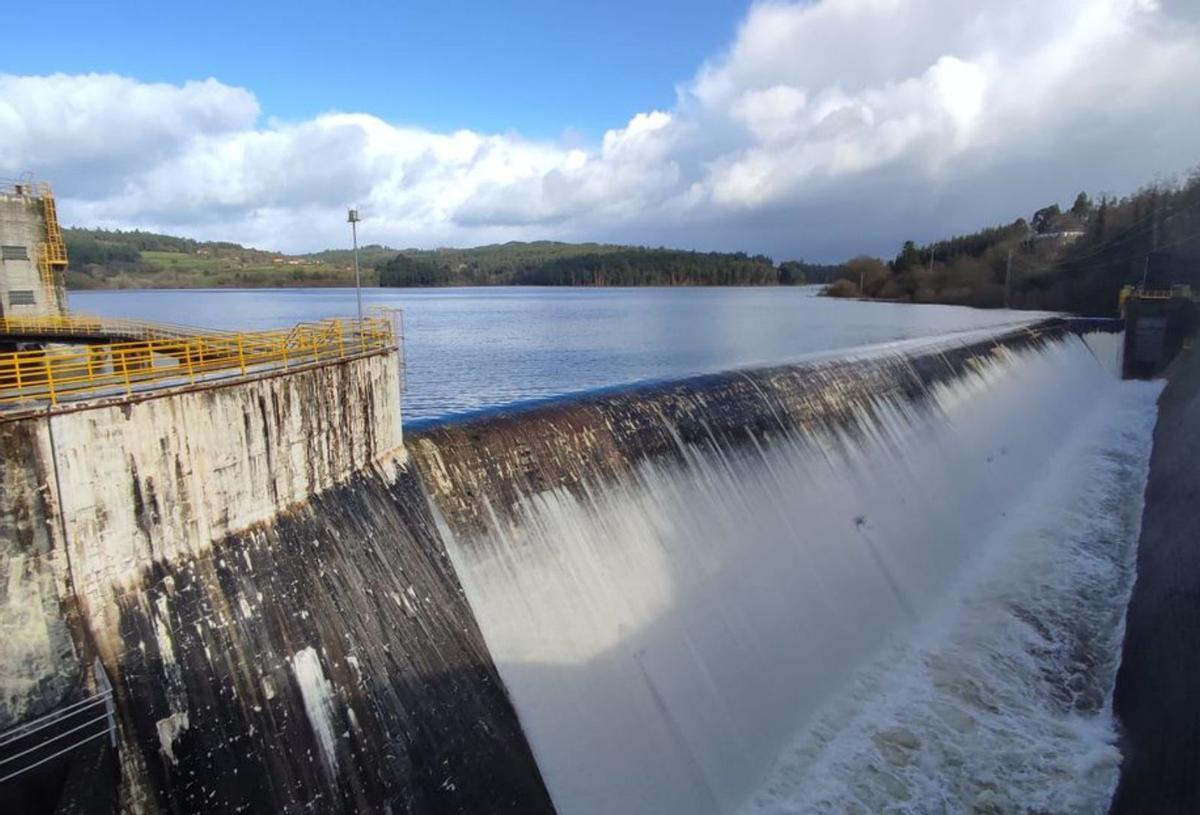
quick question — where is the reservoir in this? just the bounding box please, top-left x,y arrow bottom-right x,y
72,286 -> 1045,421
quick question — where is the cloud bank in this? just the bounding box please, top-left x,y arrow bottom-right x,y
2,0 -> 1198,259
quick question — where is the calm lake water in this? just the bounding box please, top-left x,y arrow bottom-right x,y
70,287 -> 1044,423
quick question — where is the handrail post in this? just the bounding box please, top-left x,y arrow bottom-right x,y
184,340 -> 195,383
94,658 -> 117,748
13,352 -> 23,392
42,353 -> 56,406
337,320 -> 346,358
119,349 -> 131,395
237,336 -> 246,374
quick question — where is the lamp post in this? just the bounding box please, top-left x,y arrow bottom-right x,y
348,208 -> 363,328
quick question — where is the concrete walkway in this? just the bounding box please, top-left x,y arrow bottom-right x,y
1111,345 -> 1200,814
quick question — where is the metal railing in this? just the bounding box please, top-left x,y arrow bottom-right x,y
0,316 -> 396,407
0,313 -> 223,342
0,659 -> 116,786
1119,284 -> 1197,309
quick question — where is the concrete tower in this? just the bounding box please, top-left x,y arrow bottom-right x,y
0,181 -> 68,319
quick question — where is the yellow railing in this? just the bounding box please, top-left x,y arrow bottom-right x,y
1119,284 -> 1196,310
0,316 -> 395,407
0,313 -> 223,342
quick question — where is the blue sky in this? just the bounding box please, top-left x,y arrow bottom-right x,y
7,0 -> 744,139
2,1 -> 1198,257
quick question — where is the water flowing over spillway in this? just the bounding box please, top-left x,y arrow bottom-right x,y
408,324 -> 1160,815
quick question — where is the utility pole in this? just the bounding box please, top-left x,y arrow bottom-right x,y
1004,250 -> 1013,309
348,208 -> 363,344
1148,197 -> 1159,289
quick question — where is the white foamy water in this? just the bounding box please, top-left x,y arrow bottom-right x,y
437,331 -> 1158,815
744,356 -> 1161,814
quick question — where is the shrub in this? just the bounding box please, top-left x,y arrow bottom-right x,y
826,278 -> 860,298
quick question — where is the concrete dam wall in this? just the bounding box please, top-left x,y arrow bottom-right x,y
0,350 -> 553,813
407,320 -> 1158,814
2,319 -> 1160,813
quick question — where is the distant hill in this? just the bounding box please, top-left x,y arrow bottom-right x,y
61,231 -> 822,290
378,241 -> 801,287
63,228 -> 398,289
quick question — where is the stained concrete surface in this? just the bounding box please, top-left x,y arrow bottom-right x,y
1111,345 -> 1200,814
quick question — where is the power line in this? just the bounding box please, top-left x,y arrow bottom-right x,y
1050,196 -> 1200,267
1011,227 -> 1200,278
1011,201 -> 1200,272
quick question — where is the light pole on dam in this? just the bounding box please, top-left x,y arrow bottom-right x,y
348,206 -> 363,347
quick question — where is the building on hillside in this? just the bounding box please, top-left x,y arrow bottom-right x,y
1031,229 -> 1086,245
0,181 -> 68,319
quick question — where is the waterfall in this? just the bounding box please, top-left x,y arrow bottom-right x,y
407,324 -> 1159,814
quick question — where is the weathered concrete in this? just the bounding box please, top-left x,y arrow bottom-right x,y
2,347 -> 555,812
0,190 -> 59,318
1111,345 -> 1200,814
108,456 -> 553,813
49,349 -> 402,607
0,417 -> 78,728
1,350 -> 402,718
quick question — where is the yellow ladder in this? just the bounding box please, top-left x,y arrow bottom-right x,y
35,184 -> 68,311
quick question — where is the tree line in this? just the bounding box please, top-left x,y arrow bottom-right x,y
379,244 -> 799,287
826,171 -> 1200,316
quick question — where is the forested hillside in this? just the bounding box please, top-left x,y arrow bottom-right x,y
827,172 -> 1200,316
377,243 -> 784,287
63,228 -> 394,288
62,232 -> 809,290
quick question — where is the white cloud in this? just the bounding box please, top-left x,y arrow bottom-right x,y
2,0 -> 1198,258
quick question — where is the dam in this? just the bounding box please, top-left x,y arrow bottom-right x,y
0,183 -> 1188,812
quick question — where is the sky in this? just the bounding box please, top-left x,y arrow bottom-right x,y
2,0 -> 1199,260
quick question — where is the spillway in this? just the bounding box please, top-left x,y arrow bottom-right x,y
408,321 -> 1159,814
1,318 -> 1160,813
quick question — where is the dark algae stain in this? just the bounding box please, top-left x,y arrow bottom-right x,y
110,463 -> 555,814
